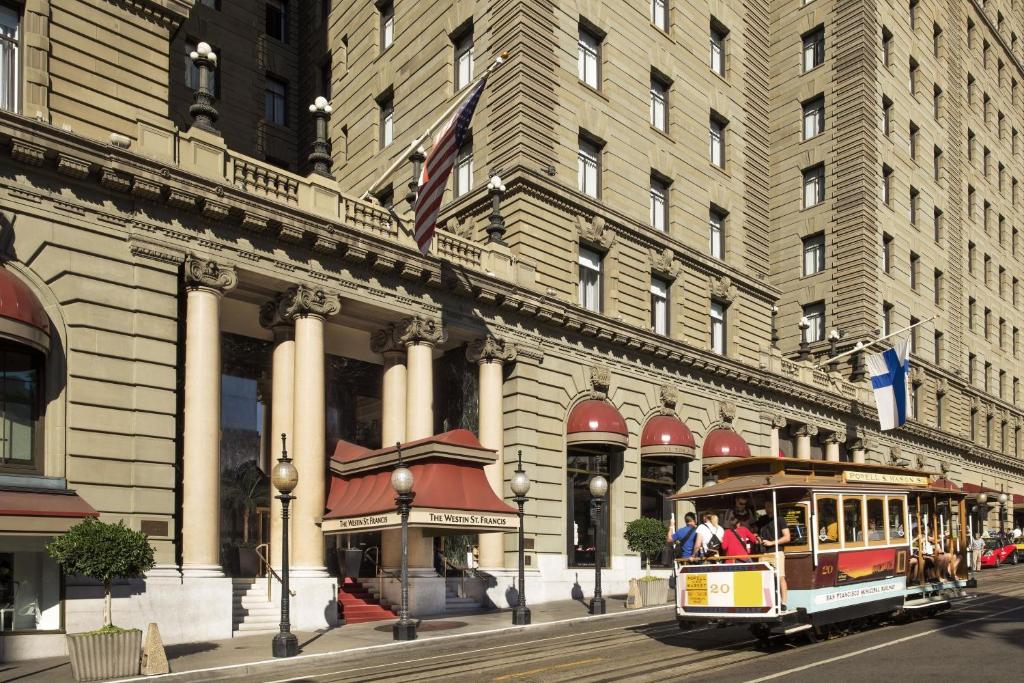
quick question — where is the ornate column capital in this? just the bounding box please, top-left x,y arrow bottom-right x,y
279,285 -> 341,321
760,412 -> 788,430
259,292 -> 294,338
184,255 -> 237,294
823,429 -> 847,445
791,423 -> 818,438
395,315 -> 446,347
370,325 -> 405,356
466,335 -> 517,364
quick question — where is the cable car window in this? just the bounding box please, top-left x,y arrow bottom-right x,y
867,498 -> 886,544
887,498 -> 906,542
779,503 -> 809,551
816,496 -> 839,547
843,496 -> 865,546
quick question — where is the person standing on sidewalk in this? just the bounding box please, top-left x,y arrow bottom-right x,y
971,533 -> 985,572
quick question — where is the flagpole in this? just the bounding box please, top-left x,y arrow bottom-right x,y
360,52 -> 510,200
812,314 -> 939,369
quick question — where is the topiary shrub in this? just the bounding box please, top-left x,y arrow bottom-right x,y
624,517 -> 669,577
46,519 -> 155,632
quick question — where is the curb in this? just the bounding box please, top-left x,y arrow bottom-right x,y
108,604 -> 675,683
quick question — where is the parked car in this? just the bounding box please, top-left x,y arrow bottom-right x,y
980,537 -> 1019,567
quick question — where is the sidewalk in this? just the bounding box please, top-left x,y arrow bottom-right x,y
1,595 -> 673,683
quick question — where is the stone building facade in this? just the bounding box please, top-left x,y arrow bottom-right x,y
0,0 -> 1022,661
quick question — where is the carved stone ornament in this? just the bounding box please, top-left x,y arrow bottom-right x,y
258,292 -> 293,332
370,325 -> 404,355
588,365 -> 611,400
183,255 -> 237,293
651,247 -> 682,278
935,377 -> 947,395
970,396 -> 983,413
658,384 -> 678,415
760,412 -> 788,430
718,400 -> 736,425
710,275 -> 738,303
888,444 -> 903,466
466,335 -> 517,364
908,366 -> 926,386
790,423 -> 818,437
394,315 -> 447,347
824,429 -> 847,444
999,409 -> 1009,425
278,285 -> 341,321
446,217 -> 474,239
939,460 -> 951,475
915,451 -> 928,470
576,214 -> 615,250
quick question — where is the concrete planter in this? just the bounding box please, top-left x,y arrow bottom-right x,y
630,577 -> 670,608
66,629 -> 142,682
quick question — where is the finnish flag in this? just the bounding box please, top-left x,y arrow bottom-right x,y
866,339 -> 911,431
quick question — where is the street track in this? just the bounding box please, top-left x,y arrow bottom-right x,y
238,565 -> 1024,683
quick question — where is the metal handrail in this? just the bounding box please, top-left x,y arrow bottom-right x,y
255,543 -> 296,601
441,556 -> 469,597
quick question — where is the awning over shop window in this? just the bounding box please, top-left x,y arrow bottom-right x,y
640,415 -> 695,459
322,429 -> 519,534
566,399 -> 628,448
929,477 -> 960,491
701,427 -> 751,465
0,488 -> 98,534
0,266 -> 50,353
961,483 -> 1000,494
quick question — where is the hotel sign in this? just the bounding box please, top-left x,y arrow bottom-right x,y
843,471 -> 929,487
322,507 -> 520,534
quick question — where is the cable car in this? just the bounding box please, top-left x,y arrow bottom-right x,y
670,457 -> 973,644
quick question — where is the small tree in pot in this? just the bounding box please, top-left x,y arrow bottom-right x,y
624,517 -> 671,607
47,519 -> 155,682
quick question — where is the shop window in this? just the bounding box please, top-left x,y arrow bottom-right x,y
816,496 -> 839,547
567,450 -> 614,568
640,459 -> 683,566
843,496 -> 865,547
0,538 -> 61,631
866,498 -> 885,544
0,343 -> 43,474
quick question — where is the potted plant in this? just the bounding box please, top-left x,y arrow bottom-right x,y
624,517 -> 671,608
46,519 -> 155,682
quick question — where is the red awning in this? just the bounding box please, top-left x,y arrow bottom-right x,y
930,477 -> 960,491
640,415 -> 696,459
0,488 -> 99,534
566,399 -> 628,448
0,266 -> 50,353
961,483 -> 1000,494
701,428 -> 751,464
1013,494 -> 1024,505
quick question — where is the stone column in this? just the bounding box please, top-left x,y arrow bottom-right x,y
280,285 -> 340,576
850,438 -> 867,464
824,430 -> 846,462
373,325 -> 408,573
792,424 -> 818,461
468,335 -> 517,570
181,256 -> 237,577
261,296 -> 295,571
762,413 -> 787,457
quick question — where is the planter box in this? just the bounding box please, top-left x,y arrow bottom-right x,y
629,577 -> 670,608
67,629 -> 143,682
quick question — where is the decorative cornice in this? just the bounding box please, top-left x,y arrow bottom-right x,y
278,285 -> 341,321
466,335 -> 517,364
103,0 -> 193,28
183,255 -> 237,293
394,315 -> 446,347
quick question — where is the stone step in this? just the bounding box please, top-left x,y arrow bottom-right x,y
235,622 -> 280,633
238,596 -> 277,608
233,605 -> 279,617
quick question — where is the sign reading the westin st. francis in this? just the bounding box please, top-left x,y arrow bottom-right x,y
324,508 -> 519,532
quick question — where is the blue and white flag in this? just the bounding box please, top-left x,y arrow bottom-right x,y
866,339 -> 911,431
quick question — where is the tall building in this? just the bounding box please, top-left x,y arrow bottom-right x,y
0,0 -> 1020,660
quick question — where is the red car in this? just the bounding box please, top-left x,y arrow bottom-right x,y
980,537 -> 1019,567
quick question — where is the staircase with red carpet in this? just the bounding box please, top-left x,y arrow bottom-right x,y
338,578 -> 397,624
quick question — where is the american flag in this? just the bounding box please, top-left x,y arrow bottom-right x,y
414,78 -> 488,255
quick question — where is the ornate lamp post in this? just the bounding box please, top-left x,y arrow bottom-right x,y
998,490 -> 1008,534
307,97 -> 333,177
976,492 -> 989,537
797,317 -> 812,361
188,42 -> 219,133
485,173 -> 507,244
589,474 -> 608,615
391,447 -> 417,641
827,329 -> 842,372
770,304 -> 779,349
850,341 -> 867,382
405,148 -> 426,210
510,450 -> 531,625
271,434 -> 299,658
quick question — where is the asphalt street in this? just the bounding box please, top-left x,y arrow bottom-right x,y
214,565 -> 1024,683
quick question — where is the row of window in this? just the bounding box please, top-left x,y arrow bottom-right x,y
577,245 -> 730,354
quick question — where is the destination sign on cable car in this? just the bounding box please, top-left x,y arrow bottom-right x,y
842,471 -> 929,486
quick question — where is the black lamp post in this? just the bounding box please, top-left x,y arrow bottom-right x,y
589,474 -> 608,615
392,445 -> 417,641
188,42 -> 219,133
797,317 -> 812,362
850,341 -> 867,382
770,305 -> 779,349
308,97 -> 333,177
976,492 -> 989,537
998,490 -> 1008,534
271,434 -> 299,658
510,450 -> 531,625
827,329 -> 841,372
405,149 -> 426,210
485,173 -> 507,244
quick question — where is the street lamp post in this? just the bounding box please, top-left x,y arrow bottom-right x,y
589,475 -> 608,615
998,490 -> 1008,534
187,42 -> 219,133
271,434 -> 299,658
485,173 -> 507,244
510,450 -> 531,625
798,317 -> 811,362
391,446 -> 417,641
976,492 -> 989,537
827,329 -> 842,372
307,97 -> 333,177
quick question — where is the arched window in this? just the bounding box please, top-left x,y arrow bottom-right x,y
0,341 -> 43,473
